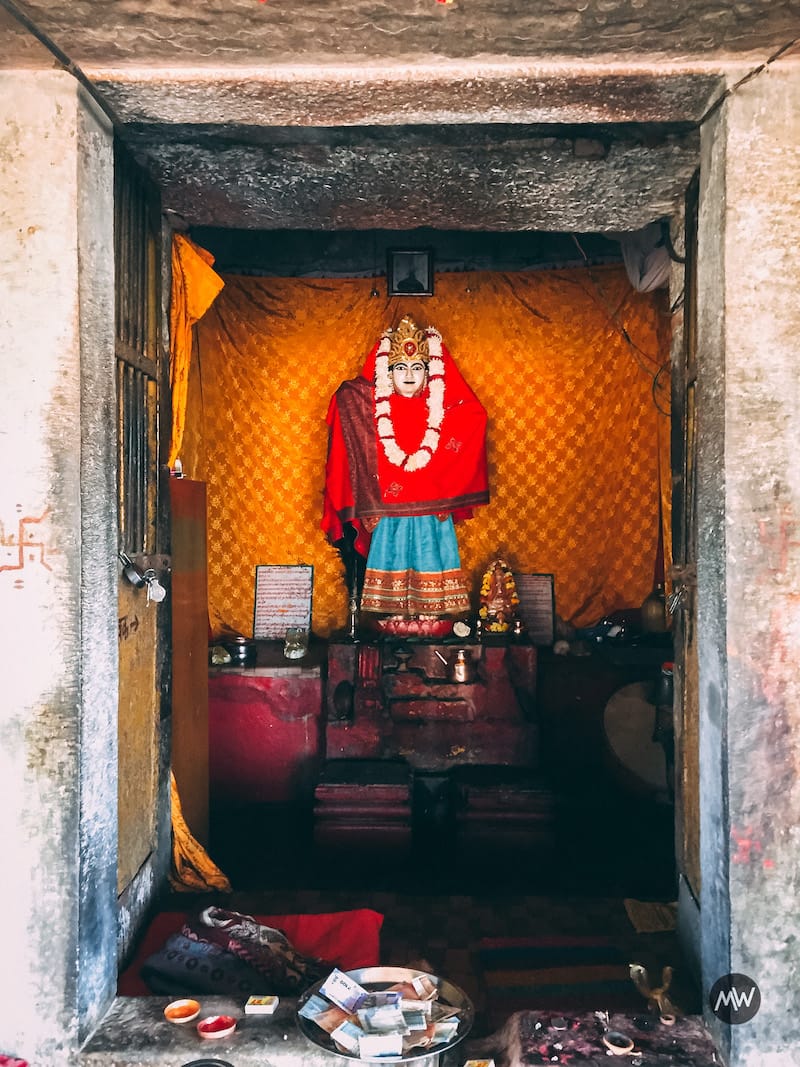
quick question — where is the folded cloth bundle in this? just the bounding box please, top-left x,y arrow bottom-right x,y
142,907 -> 331,996
141,932 -> 265,996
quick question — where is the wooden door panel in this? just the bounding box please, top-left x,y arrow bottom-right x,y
170,478 -> 209,846
117,581 -> 159,891
115,143 -> 167,896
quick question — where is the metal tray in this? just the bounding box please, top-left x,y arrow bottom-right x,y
295,966 -> 474,1064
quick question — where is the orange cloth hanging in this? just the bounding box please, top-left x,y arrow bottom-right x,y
168,234 -> 225,468
169,771 -> 232,893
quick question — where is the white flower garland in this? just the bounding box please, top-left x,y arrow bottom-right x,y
375,327 -> 445,471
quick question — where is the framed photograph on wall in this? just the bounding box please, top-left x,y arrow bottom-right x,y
387,248 -> 434,297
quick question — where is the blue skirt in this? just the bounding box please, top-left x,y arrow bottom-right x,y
361,515 -> 470,616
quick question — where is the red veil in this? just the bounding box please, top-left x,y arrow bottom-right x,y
322,331 -> 489,556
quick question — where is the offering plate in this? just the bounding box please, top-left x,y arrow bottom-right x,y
296,966 -> 474,1066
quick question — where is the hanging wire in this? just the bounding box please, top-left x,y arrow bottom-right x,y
669,289 -> 685,315
661,219 -> 686,264
499,272 -> 552,322
699,36 -> 800,126
571,233 -> 671,410
652,361 -> 672,417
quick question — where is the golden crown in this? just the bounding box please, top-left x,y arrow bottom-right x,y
387,316 -> 430,367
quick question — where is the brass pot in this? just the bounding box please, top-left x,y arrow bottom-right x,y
640,584 -> 668,633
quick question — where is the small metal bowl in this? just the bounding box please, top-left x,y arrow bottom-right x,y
223,636 -> 257,667
603,1031 -> 635,1055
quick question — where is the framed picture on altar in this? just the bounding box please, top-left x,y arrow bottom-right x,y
387,248 -> 434,297
513,572 -> 556,646
253,564 -> 314,640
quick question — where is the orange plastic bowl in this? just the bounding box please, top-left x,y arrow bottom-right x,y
163,998 -> 201,1024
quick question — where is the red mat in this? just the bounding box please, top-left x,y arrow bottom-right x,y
118,909 -> 383,996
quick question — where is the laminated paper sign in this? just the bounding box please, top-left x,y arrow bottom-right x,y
513,572 -> 555,646
253,564 -> 313,639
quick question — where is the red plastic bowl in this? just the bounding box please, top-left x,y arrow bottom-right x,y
197,1015 -> 237,1039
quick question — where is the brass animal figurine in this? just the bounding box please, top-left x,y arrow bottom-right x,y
629,962 -> 680,1021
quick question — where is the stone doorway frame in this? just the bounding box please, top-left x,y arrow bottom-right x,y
6,60 -> 800,1067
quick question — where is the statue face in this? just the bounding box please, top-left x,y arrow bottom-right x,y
391,360 -> 427,398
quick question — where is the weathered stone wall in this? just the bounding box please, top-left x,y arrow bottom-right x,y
75,87 -> 123,1045
102,70 -> 721,127
697,64 -> 800,1064
8,0 -> 799,68
0,71 -> 118,1063
696,92 -> 732,1062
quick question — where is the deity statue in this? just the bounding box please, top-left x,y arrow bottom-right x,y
479,558 -> 520,632
486,561 -> 510,618
322,316 -> 488,632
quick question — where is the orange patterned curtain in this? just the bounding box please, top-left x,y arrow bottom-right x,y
181,266 -> 670,637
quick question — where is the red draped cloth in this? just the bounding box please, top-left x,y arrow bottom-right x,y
322,337 -> 489,557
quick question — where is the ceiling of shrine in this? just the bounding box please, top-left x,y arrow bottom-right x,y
2,0 -> 798,233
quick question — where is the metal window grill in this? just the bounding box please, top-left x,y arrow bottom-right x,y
115,144 -> 160,557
